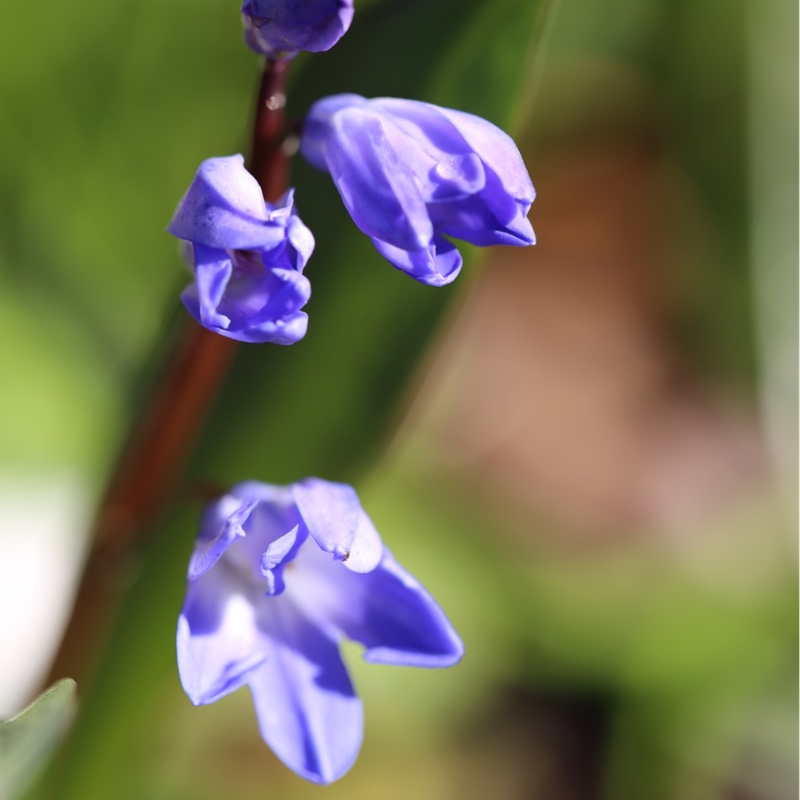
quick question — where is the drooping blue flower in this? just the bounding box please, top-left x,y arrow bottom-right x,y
168,154 -> 314,344
300,94 -> 536,287
177,478 -> 463,784
242,0 -> 354,60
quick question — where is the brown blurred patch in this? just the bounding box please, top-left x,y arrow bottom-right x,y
417,145 -> 765,541
453,687 -> 612,800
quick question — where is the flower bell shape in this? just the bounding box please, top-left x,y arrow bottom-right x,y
300,94 -> 536,287
168,155 -> 314,344
242,0 -> 354,60
177,478 -> 463,784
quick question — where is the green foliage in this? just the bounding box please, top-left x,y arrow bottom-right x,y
1,680 -> 76,800
0,0 -> 254,473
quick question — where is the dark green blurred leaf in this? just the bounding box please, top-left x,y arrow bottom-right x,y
1,679 -> 76,800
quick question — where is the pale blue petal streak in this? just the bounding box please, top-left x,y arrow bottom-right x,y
248,597 -> 362,784
178,567 -> 266,705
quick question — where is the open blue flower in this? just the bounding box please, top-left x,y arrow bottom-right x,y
168,154 -> 314,344
242,0 -> 354,59
177,478 -> 463,784
301,94 -> 536,287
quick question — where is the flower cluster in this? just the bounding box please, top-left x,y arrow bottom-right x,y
169,103 -> 533,337
169,2 -> 536,785
178,479 -> 463,784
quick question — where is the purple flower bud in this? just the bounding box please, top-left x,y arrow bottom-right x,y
177,478 -> 463,784
301,94 -> 536,287
242,0 -> 354,60
168,155 -> 314,344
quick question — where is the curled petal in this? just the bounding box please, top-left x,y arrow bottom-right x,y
192,245 -> 233,330
260,525 -> 307,595
249,597 -> 362,784
292,479 -> 382,573
181,259 -> 311,345
371,234 -> 462,287
188,497 -> 258,580
286,215 -> 315,273
168,155 -> 286,251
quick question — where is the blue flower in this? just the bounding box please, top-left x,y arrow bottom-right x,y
242,0 -> 354,60
168,155 -> 314,344
301,94 -> 536,287
177,478 -> 463,784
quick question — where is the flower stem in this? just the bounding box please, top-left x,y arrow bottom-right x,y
45,57 -> 292,689
249,57 -> 291,202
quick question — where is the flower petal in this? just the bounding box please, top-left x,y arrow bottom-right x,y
248,597 -> 362,784
253,268 -> 312,324
177,568 -> 266,705
188,496 -> 258,581
239,310 -> 309,346
324,108 -> 433,251
292,479 -> 382,572
301,547 -> 464,668
183,256 -> 311,345
371,234 -> 462,287
369,99 -> 487,202
428,181 -> 535,247
168,155 -> 287,251
432,106 -> 535,205
192,244 -> 233,330
286,214 -> 315,273
260,524 -> 307,595
301,94 -> 370,171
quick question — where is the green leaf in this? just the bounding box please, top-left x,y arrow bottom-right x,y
0,679 -> 77,800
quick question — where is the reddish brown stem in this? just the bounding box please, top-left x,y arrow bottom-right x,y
249,58 -> 291,202
45,58 -> 292,688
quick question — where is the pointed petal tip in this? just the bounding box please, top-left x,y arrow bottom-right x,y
362,642 -> 464,669
292,479 -> 382,573
289,750 -> 360,785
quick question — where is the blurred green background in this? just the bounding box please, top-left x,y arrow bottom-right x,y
0,0 -> 796,798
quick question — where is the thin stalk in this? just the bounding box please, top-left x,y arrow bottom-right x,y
45,57 -> 292,689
